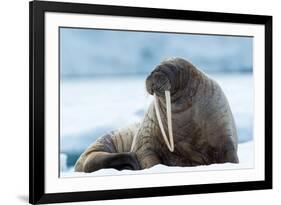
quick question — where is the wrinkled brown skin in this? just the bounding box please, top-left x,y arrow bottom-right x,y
75,58 -> 239,173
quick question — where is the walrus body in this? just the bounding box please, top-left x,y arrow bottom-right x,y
75,58 -> 239,172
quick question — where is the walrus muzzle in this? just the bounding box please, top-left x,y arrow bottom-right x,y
146,70 -> 172,96
146,61 -> 183,99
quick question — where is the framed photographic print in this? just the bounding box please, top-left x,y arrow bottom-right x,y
29,0 -> 272,204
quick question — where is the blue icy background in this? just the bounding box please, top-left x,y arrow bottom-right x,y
60,28 -> 253,171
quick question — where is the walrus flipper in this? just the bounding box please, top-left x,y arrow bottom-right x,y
75,123 -> 141,173
82,151 -> 140,173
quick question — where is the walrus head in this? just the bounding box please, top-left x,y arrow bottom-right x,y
146,58 -> 193,99
145,58 -> 198,152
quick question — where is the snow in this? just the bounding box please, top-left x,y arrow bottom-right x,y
61,140 -> 253,177
60,76 -> 153,154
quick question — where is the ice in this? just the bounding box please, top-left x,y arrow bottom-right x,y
61,140 -> 254,177
60,76 -> 150,138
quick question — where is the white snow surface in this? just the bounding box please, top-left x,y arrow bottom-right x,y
61,140 -> 253,177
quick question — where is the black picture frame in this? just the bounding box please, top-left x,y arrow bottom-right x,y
29,0 -> 272,204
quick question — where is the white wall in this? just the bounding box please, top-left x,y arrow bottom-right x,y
0,0 -> 279,204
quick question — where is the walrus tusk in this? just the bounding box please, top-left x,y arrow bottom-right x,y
154,90 -> 174,152
165,90 -> 174,151
130,90 -> 174,152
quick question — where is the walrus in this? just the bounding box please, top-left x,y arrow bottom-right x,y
74,57 -> 239,173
